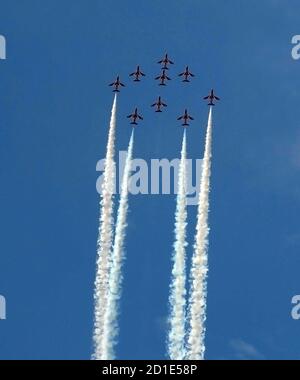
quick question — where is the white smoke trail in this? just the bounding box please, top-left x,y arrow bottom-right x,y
93,95 -> 117,360
186,107 -> 213,360
101,129 -> 134,360
167,130 -> 188,360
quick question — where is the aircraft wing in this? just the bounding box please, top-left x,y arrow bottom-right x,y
214,96 -> 220,100
203,95 -> 209,99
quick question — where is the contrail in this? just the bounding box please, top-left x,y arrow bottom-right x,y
101,129 -> 134,360
92,95 -> 117,360
167,130 -> 188,360
186,106 -> 213,360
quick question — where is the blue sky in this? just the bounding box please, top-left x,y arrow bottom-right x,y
0,0 -> 300,359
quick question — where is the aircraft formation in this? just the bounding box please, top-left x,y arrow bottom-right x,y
108,53 -> 220,127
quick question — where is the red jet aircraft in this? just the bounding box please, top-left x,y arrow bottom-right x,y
158,53 -> 174,70
127,108 -> 143,125
151,96 -> 167,112
203,89 -> 220,105
178,66 -> 195,82
177,109 -> 194,127
155,70 -> 171,86
109,76 -> 125,92
129,65 -> 146,82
